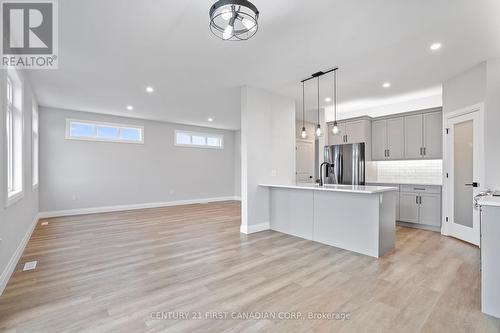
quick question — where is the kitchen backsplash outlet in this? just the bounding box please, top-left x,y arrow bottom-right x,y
366,160 -> 443,184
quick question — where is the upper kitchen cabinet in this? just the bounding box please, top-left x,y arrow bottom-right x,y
423,112 -> 443,159
404,110 -> 443,159
328,117 -> 372,160
404,114 -> 424,159
371,117 -> 404,160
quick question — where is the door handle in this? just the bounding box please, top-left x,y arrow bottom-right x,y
465,182 -> 479,187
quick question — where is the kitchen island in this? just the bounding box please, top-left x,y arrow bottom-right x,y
260,183 -> 398,258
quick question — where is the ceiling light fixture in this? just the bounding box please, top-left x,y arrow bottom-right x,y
331,69 -> 340,135
430,42 -> 442,51
300,81 -> 307,139
208,118 -> 214,122
325,97 -> 332,103
383,82 -> 391,88
146,86 -> 154,93
126,105 -> 134,111
209,0 -> 259,41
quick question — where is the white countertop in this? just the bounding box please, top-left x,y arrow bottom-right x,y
260,183 -> 398,194
479,196 -> 500,207
366,180 -> 443,186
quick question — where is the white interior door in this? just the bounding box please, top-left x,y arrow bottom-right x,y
296,140 -> 315,183
446,109 -> 483,246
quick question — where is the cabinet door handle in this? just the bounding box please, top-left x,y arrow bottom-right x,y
419,196 -> 422,205
416,195 -> 419,204
387,149 -> 390,158
420,147 -> 423,156
423,147 -> 426,156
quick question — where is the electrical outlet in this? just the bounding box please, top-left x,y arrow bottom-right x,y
271,169 -> 277,177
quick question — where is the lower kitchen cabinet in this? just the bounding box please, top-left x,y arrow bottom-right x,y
419,193 -> 441,226
399,186 -> 441,227
399,192 -> 420,223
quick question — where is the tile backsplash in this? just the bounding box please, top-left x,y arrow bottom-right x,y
366,160 -> 443,184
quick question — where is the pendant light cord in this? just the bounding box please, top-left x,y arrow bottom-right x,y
302,82 -> 305,128
334,70 -> 337,122
317,76 -> 320,125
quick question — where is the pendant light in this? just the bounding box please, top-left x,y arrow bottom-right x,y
315,76 -> 323,137
300,81 -> 308,139
331,69 -> 340,135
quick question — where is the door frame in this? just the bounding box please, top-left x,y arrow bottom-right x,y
441,103 -> 485,246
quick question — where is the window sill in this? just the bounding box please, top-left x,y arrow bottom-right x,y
6,190 -> 24,208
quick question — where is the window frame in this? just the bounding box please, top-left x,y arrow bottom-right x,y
5,70 -> 25,207
32,101 -> 39,190
174,130 -> 224,149
65,119 -> 144,144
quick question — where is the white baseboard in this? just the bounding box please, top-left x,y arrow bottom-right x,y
38,196 -> 240,219
0,214 -> 39,295
240,222 -> 270,234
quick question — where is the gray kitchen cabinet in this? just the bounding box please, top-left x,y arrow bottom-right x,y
371,118 -> 404,160
399,185 -> 442,226
399,192 -> 420,223
328,118 -> 372,160
423,112 -> 443,159
404,114 -> 423,159
404,111 -> 443,159
419,193 -> 441,226
371,120 -> 387,160
345,120 -> 367,144
387,117 -> 405,159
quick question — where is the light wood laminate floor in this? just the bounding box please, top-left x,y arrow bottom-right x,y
1,201 -> 499,333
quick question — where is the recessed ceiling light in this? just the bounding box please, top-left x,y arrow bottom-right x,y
208,118 -> 214,122
146,86 -> 154,93
430,42 -> 442,51
126,105 -> 134,110
324,97 -> 332,103
383,82 -> 391,88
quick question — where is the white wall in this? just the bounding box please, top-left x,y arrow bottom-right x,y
240,86 -> 296,233
39,107 -> 238,214
233,131 -> 241,199
0,69 -> 39,294
443,62 -> 487,114
442,60 -> 500,190
485,59 -> 500,190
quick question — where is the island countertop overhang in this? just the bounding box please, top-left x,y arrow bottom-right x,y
260,183 -> 398,194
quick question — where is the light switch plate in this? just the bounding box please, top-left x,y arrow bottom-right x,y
23,261 -> 37,271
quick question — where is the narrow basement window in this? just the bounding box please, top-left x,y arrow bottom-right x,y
66,119 -> 144,144
175,131 -> 224,149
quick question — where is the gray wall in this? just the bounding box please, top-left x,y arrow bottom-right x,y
39,107 -> 238,212
0,69 -> 39,292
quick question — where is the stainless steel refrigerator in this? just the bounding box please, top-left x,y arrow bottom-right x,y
324,143 -> 365,185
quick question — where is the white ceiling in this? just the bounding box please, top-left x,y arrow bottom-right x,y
28,0 -> 500,130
